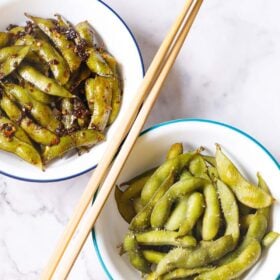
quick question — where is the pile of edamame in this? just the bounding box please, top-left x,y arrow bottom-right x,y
115,143 -> 279,279
0,14 -> 121,169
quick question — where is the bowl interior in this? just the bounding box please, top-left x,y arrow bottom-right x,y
0,0 -> 144,182
94,119 -> 280,280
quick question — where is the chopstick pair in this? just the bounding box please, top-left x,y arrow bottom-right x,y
41,0 -> 204,278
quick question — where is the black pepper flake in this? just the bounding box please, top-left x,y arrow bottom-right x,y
0,123 -> 16,138
50,59 -> 59,65
25,21 -> 35,34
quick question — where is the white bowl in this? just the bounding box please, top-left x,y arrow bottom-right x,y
0,0 -> 144,182
93,118 -> 280,280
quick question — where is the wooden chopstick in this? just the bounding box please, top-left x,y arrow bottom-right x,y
55,0 -> 204,278
41,1 -> 197,279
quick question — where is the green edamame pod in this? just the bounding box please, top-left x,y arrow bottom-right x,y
18,65 -> 74,98
142,250 -> 166,264
164,195 -> 190,231
0,114 -> 32,145
115,186 -> 136,223
0,32 -> 11,48
0,94 -> 59,145
166,143 -> 183,160
129,171 -> 174,231
85,77 -> 112,131
0,132 -> 42,169
151,177 -> 207,228
20,80 -> 54,104
215,144 -> 273,208
141,151 -> 197,206
26,14 -> 81,72
262,231 -> 279,248
3,83 -> 62,133
195,239 -> 261,280
15,34 -> 70,85
42,129 -> 104,162
189,155 -> 208,177
123,232 -> 151,273
121,168 -> 156,202
75,21 -> 97,47
202,183 -> 220,241
257,172 -> 272,219
135,230 -> 197,248
177,192 -> 205,237
86,48 -> 113,76
162,267 -> 215,280
0,46 -> 30,79
216,180 -> 239,244
156,235 -> 235,276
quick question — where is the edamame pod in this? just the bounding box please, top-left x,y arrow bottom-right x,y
129,171 -> 175,231
202,183 -> 220,241
115,186 -> 136,223
86,48 -> 113,76
75,21 -> 97,47
195,239 -> 261,280
142,250 -> 166,264
151,177 -> 207,228
0,32 -> 11,48
0,94 -> 59,145
189,155 -> 208,177
156,235 -> 235,276
4,83 -> 62,133
216,180 -> 239,244
141,151 -> 197,206
262,231 -> 279,248
166,143 -> 183,160
257,172 -> 272,219
177,192 -> 205,237
164,195 -> 190,231
215,145 -> 273,208
0,132 -> 42,169
123,232 -> 151,273
15,34 -> 70,85
26,15 -> 81,72
0,46 -> 30,79
42,129 -> 104,163
135,230 -> 197,248
0,114 -> 31,145
85,77 -> 112,131
18,65 -> 74,98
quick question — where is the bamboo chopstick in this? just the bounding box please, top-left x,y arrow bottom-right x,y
41,0 -> 202,279
54,0 -> 203,278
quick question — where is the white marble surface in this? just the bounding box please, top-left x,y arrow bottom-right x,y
0,0 -> 280,279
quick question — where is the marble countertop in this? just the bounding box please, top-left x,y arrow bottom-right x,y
1,0 -> 279,279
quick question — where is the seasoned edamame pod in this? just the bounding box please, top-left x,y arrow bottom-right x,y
0,114 -> 32,145
0,132 -> 42,169
0,32 -> 11,48
129,171 -> 175,231
42,129 -> 104,163
18,65 -> 74,98
85,77 -> 112,131
216,180 -> 239,244
26,14 -> 81,72
177,192 -> 205,237
262,231 -> 279,247
0,46 -> 30,79
75,21 -> 98,47
135,230 -> 197,248
3,83 -> 62,133
141,151 -> 197,205
20,80 -> 54,104
156,235 -> 235,276
151,177 -> 208,228
166,143 -> 183,160
123,232 -> 151,273
0,94 -> 59,145
86,48 -> 113,76
215,144 -> 273,208
115,186 -> 135,223
195,239 -> 261,280
142,250 -> 166,264
15,34 -> 70,85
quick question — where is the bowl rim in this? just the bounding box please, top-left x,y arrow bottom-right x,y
92,117 -> 280,280
0,0 -> 145,183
